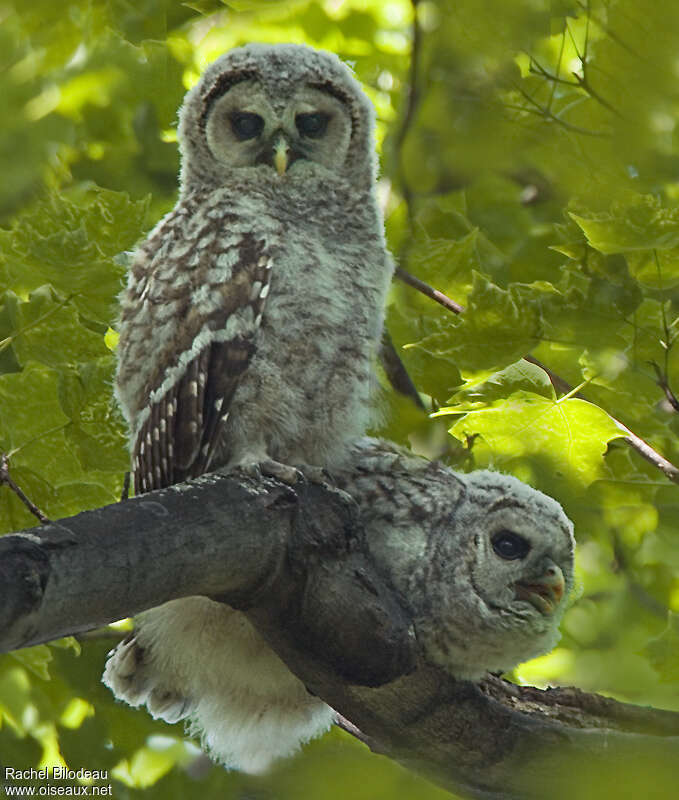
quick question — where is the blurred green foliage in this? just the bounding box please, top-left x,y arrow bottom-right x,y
0,0 -> 678,797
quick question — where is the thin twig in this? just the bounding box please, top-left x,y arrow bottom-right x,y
394,273 -> 679,485
575,0 -> 644,62
528,54 -> 622,118
566,9 -> 624,119
334,712 -> 372,747
510,82 -> 611,137
614,423 -> 679,483
395,267 -> 465,314
650,362 -> 679,413
380,329 -> 426,409
0,453 -> 51,523
393,0 -> 423,224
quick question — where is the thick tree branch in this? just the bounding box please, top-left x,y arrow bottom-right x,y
1,470 -> 678,799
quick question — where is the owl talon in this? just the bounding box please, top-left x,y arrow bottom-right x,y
109,634 -> 145,678
259,459 -> 302,485
300,464 -> 333,486
148,687 -> 193,723
228,459 -> 302,486
103,636 -> 152,704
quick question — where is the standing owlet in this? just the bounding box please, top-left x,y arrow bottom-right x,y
103,43 -> 393,772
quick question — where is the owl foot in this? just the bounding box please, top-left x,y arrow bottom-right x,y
232,459 -> 302,486
103,634 -> 193,724
103,634 -> 149,703
299,464 -> 333,486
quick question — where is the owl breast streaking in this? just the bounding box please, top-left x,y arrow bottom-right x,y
105,43 -> 393,773
114,42 -> 394,493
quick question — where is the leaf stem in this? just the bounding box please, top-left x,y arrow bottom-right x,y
0,453 -> 50,524
0,292 -> 75,353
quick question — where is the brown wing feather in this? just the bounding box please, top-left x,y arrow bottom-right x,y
132,242 -> 274,493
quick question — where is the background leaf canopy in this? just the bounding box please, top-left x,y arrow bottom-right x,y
1,1 -> 678,797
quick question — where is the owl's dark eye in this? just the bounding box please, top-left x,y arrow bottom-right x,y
295,112 -> 330,138
491,530 -> 531,560
229,112 -> 264,140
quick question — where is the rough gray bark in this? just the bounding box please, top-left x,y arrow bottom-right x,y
1,468 -> 678,800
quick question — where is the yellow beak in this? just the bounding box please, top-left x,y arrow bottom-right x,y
273,137 -> 289,175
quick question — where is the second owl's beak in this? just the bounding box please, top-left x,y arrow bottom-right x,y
514,563 -> 566,615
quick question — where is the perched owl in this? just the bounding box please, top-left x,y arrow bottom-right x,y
104,43 -> 393,772
114,42 -> 392,490
104,439 -> 574,773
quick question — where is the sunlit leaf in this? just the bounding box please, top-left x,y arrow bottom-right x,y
440,392 -> 624,485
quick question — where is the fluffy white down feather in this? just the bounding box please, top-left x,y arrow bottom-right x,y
103,599 -> 333,773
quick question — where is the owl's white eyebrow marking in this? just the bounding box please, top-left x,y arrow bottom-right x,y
200,69 -> 260,127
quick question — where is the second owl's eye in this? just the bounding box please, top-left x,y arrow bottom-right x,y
295,112 -> 330,138
491,531 -> 531,561
229,112 -> 264,140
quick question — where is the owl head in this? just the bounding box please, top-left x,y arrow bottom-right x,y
177,43 -> 377,194
335,439 -> 577,681
413,469 -> 576,679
